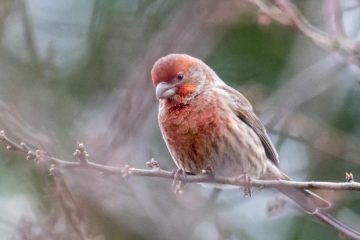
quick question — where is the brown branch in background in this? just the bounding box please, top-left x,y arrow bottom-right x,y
268,110 -> 360,165
18,0 -> 42,73
325,0 -> 345,38
0,0 -> 11,38
275,0 -> 340,49
49,167 -> 90,240
260,54 -> 346,127
249,0 -> 360,65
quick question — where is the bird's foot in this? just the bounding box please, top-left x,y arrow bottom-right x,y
172,168 -> 186,194
238,174 -> 252,197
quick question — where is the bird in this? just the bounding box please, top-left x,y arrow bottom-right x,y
151,53 -> 329,212
150,53 -> 360,238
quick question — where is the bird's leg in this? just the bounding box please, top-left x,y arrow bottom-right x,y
172,168 -> 186,194
238,174 -> 252,197
172,168 -> 185,187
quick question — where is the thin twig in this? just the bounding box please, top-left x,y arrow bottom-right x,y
49,167 -> 90,240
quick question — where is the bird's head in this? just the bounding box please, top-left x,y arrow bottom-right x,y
151,54 -> 217,100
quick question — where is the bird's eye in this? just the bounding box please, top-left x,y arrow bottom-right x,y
175,72 -> 184,81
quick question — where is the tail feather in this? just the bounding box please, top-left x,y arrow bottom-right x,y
276,188 -> 360,239
263,164 -> 360,239
264,163 -> 330,213
276,186 -> 330,213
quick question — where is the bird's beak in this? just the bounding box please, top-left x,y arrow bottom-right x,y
156,82 -> 177,99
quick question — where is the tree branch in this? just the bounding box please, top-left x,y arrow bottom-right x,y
1,130 -> 359,191
249,0 -> 360,66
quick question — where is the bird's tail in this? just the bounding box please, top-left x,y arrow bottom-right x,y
276,185 -> 330,213
264,163 -> 330,213
276,187 -> 360,240
276,186 -> 360,239
264,165 -> 360,239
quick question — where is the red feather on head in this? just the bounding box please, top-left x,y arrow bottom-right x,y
151,54 -> 198,86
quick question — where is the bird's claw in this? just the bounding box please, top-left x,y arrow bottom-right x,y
172,169 -> 186,194
239,174 -> 252,197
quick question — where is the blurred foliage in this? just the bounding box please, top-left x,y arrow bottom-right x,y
208,23 -> 294,88
333,88 -> 360,135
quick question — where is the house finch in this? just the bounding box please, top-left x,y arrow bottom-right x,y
151,53 -> 331,213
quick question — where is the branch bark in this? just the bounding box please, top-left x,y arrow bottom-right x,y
1,130 -> 359,191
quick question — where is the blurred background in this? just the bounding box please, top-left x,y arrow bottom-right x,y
0,0 -> 360,239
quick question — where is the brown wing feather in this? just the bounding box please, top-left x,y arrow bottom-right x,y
219,85 -> 279,166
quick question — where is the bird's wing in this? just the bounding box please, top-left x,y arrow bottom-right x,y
217,84 -> 279,166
